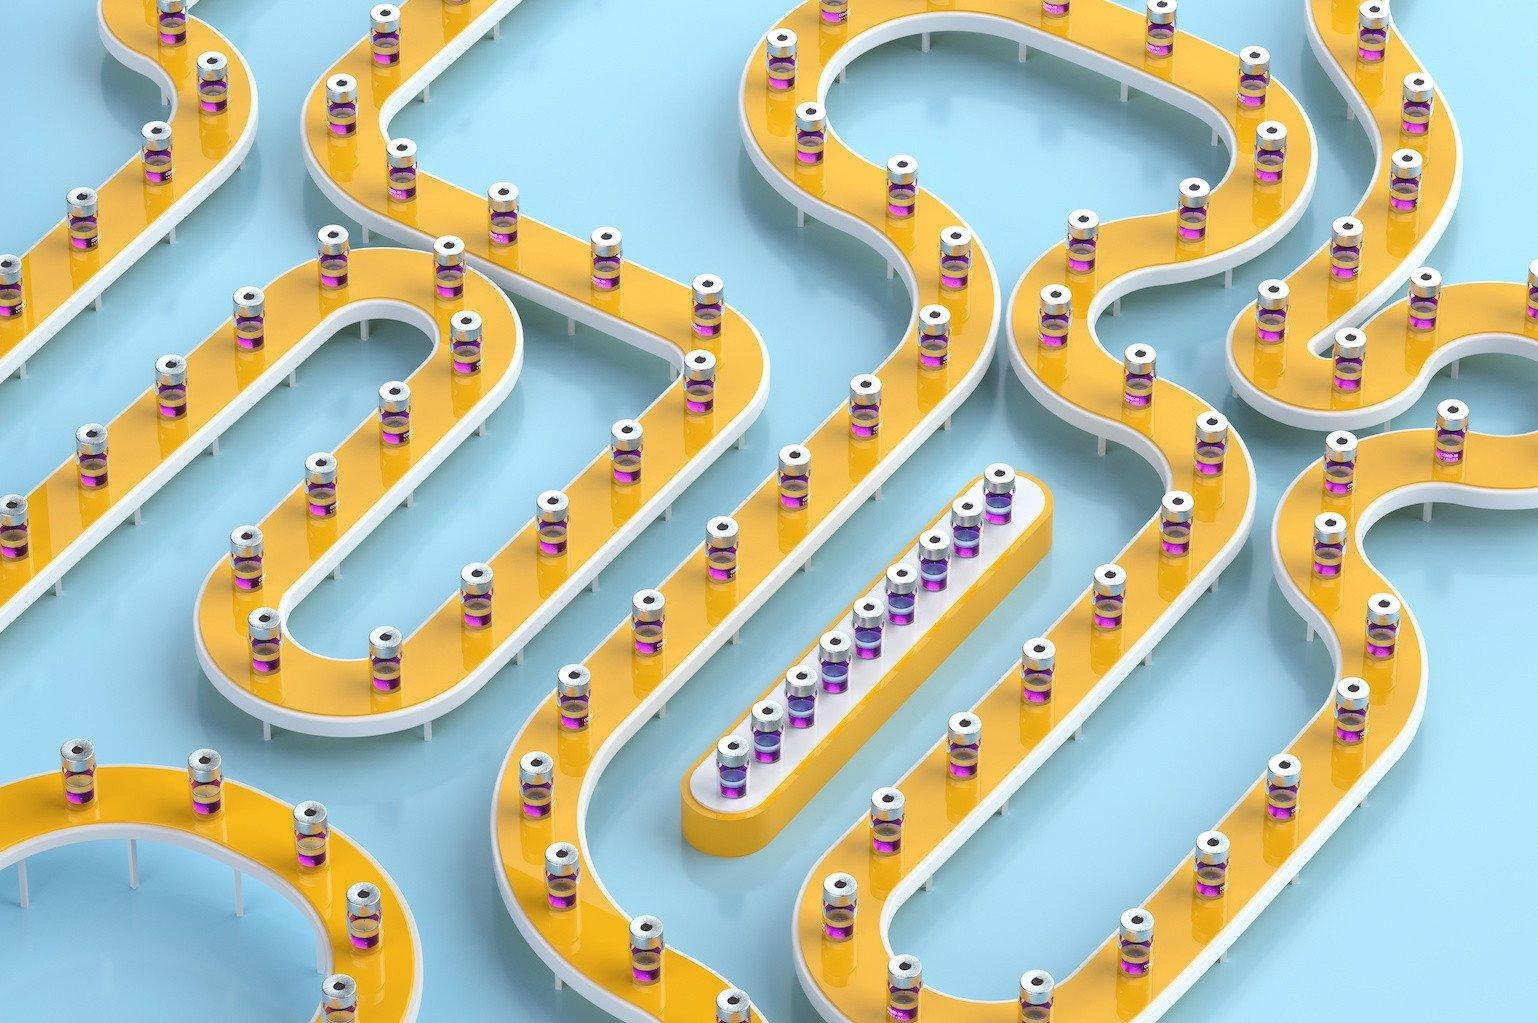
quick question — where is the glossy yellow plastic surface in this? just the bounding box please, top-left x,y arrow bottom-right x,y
1228,0 -> 1460,411
0,0 -> 253,367
492,0 -> 1006,1010
3,250 -> 518,650
681,474 -> 1053,858
259,0 -> 767,724
0,764 -> 418,1022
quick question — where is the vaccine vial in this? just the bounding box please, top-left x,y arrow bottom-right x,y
369,626 -> 402,694
76,424 -> 108,489
1357,1 -> 1389,63
1038,285 -> 1072,348
707,516 -> 740,582
371,4 -> 401,65
347,882 -> 383,949
318,226 -> 349,289
1407,267 -> 1441,330
611,420 -> 643,484
536,490 -> 570,556
951,497 -> 983,559
1323,431 -> 1358,496
249,608 -> 281,674
0,495 -> 28,561
822,872 -> 857,941
326,75 -> 358,136
1334,677 -> 1370,745
1066,210 -> 1098,274
939,226 -> 973,291
1019,971 -> 1054,1022
870,787 -> 905,854
1388,149 -> 1423,213
1312,512 -> 1348,578
716,736 -> 750,799
629,916 -> 665,985
452,563 -> 492,632
852,597 -> 886,659
556,663 -> 591,731
1254,121 -> 1287,184
305,452 -> 338,519
544,842 -> 579,910
888,955 -> 922,1021
61,739 -> 96,805
984,464 -> 1017,524
1176,178 -> 1210,241
717,990 -> 752,1023
188,748 -> 222,816
1435,399 -> 1468,464
591,228 -> 622,290
1529,259 -> 1538,321
488,182 -> 519,245
450,310 -> 482,375
1365,592 -> 1400,659
1160,491 -> 1193,557
819,631 -> 853,693
1145,0 -> 1176,56
433,236 -> 466,299
141,121 -> 173,184
233,286 -> 265,350
779,445 -> 811,509
849,375 -> 882,438
293,801 -> 329,867
1193,830 -> 1229,899
918,529 -> 952,592
684,350 -> 717,414
632,589 -> 665,656
0,255 -> 21,318
67,188 -> 99,251
766,29 -> 797,91
321,975 -> 356,1023
1122,343 -> 1157,408
1401,72 -> 1434,136
386,138 -> 418,201
1092,564 -> 1126,631
1118,909 -> 1154,976
692,274 -> 724,338
886,564 -> 918,626
1266,753 -> 1301,820
1331,328 -> 1366,393
751,701 -> 786,764
946,713 -> 981,779
197,52 -> 230,114
157,0 -> 187,45
1329,218 -> 1363,282
155,355 -> 188,419
1021,638 -> 1054,704
1255,279 -> 1288,343
796,102 -> 827,164
1195,411 -> 1229,476
785,666 -> 818,729
378,381 -> 411,445
519,752 -> 554,819
887,156 -> 918,219
1238,46 -> 1270,107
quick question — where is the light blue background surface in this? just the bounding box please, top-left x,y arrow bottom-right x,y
1,0 -> 1533,1018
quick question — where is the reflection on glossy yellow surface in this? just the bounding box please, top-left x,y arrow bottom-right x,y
681,475 -> 1053,857
0,765 -> 419,1022
776,0 -> 1333,1019
270,0 -> 770,728
0,1 -> 254,368
1228,0 -> 1462,413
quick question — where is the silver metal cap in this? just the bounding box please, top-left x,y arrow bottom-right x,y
293,800 -> 328,834
632,588 -> 665,622
248,607 -> 280,641
189,748 -> 222,783
871,786 -> 905,821
611,419 -> 643,452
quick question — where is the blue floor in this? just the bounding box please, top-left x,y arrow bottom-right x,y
1,1 -> 1533,1019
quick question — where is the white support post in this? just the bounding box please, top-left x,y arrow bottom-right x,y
1018,43 -> 1028,61
1211,128 -> 1219,148
838,67 -> 846,84
1223,268 -> 1233,289
94,294 -> 103,312
872,484 -> 883,501
490,21 -> 501,40
208,436 -> 221,456
943,416 -> 953,432
167,226 -> 177,245
423,721 -> 434,741
1112,297 -> 1122,316
1120,82 -> 1130,102
555,976 -> 564,991
261,721 -> 272,742
1209,574 -> 1220,593
133,507 -> 143,526
997,797 -> 1009,816
801,555 -> 812,573
886,263 -> 895,280
1450,359 -> 1460,379
477,421 -> 487,438
797,209 -> 806,228
233,869 -> 244,917
731,630 -> 742,646
663,504 -> 673,522
361,226 -> 371,244
127,840 -> 140,890
921,32 -> 930,52
331,564 -> 342,582
1072,725 -> 1083,741
403,491 -> 414,509
514,649 -> 525,667
735,433 -> 748,451
360,319 -> 370,341
923,875 -> 933,891
13,361 -> 24,380
422,82 -> 431,103
587,577 -> 600,594
17,860 -> 29,908
286,370 -> 297,388
1142,651 -> 1151,667
566,317 -> 576,336
655,702 -> 667,720
1422,502 -> 1433,523
1096,436 -> 1107,457
52,579 -> 63,597
1305,623 -> 1314,643
316,929 -> 328,974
